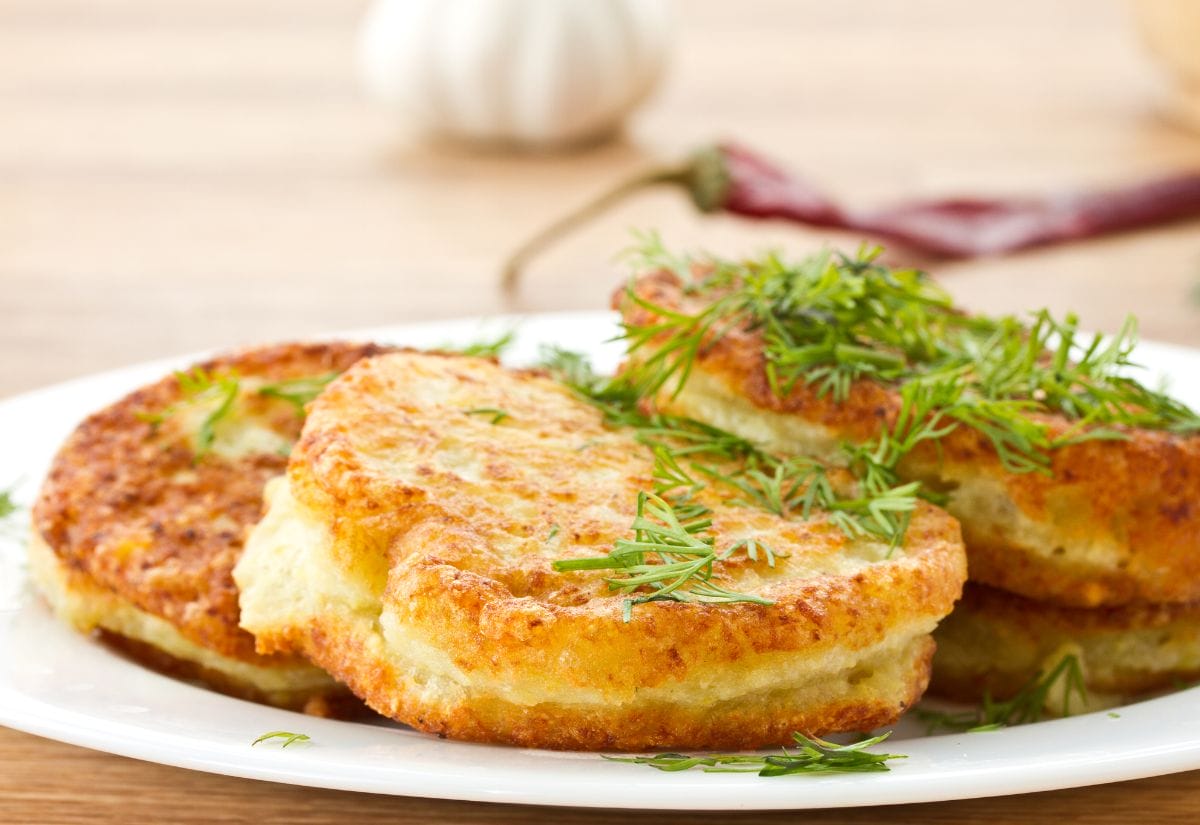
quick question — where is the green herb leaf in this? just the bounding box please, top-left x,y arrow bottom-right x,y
546,233 -> 1200,620
614,238 -> 1200,552
251,731 -> 311,748
541,346 -> 924,616
916,654 -> 1088,734
606,731 -> 903,776
138,368 -> 242,459
450,331 -> 517,359
553,491 -> 773,621
542,346 -> 915,553
0,485 -> 18,523
258,372 -> 340,415
465,407 -> 511,425
0,482 -> 23,537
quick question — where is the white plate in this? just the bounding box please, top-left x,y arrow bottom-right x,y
2,311 -> 1200,811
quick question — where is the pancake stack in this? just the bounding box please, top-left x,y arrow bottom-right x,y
31,341 -> 969,750
898,378 -> 1200,708
615,256 -> 1200,713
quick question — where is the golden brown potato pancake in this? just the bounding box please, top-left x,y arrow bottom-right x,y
235,351 -> 966,750
618,269 -> 1200,609
931,583 -> 1200,703
31,341 -> 390,713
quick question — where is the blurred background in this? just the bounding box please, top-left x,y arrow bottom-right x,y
4,0 -> 1200,396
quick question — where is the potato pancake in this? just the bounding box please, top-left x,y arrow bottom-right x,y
31,341 -> 390,713
931,582 -> 1200,703
235,351 -> 966,750
618,267 -> 1200,608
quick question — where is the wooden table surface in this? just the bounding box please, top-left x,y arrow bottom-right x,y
4,0 -> 1200,821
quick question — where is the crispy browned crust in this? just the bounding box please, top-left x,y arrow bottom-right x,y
618,270 -> 1200,608
931,583 -> 1200,701
282,614 -> 935,751
238,351 -> 967,751
32,340 -> 392,665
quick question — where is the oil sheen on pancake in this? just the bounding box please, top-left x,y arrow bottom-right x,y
617,268 -> 1200,609
235,350 -> 966,751
931,582 -> 1200,704
31,341 -> 390,713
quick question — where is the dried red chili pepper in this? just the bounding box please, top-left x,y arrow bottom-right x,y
501,142 -> 1200,289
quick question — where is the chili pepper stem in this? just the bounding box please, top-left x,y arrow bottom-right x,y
500,164 -> 690,293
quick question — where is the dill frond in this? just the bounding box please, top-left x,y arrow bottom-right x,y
606,731 -> 903,776
916,654 -> 1089,734
251,731 -> 311,748
258,372 -> 340,414
137,368 -> 241,459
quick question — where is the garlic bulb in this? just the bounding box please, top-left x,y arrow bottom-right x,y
357,0 -> 672,148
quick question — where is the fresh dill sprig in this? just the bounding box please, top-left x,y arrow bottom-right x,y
607,731 -> 903,776
541,345 -> 922,616
138,368 -> 241,459
917,654 -> 1088,734
464,407 -> 511,425
621,236 -> 984,403
450,330 -> 517,359
0,486 -> 18,523
251,731 -> 311,748
624,234 -> 1200,435
615,235 -> 1200,544
0,483 -> 23,538
553,491 -> 774,622
542,346 -> 917,547
258,372 -> 340,414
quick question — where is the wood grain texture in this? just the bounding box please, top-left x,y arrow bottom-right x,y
3,0 -> 1200,821
2,725 -> 1200,825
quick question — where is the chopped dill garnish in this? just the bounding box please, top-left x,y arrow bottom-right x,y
137,368 -> 241,459
0,485 -> 18,523
546,524 -> 561,543
450,330 -> 517,359
553,491 -> 774,621
465,407 -> 511,425
0,482 -> 23,538
541,345 -> 915,618
544,236 -> 1200,621
251,731 -> 311,748
615,235 -> 1200,530
622,234 -> 1199,435
916,654 -> 1088,734
607,731 -> 903,776
542,346 -> 916,547
258,372 -> 340,414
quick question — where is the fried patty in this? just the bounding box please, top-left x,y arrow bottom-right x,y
931,583 -> 1200,703
31,341 -> 390,712
618,270 -> 1200,608
234,351 -> 966,751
